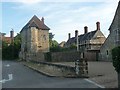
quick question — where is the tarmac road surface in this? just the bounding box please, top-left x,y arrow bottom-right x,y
2,60 -> 104,88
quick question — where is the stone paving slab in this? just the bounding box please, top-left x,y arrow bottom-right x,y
52,61 -> 118,88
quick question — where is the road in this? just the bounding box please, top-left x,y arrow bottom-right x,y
2,60 -> 103,88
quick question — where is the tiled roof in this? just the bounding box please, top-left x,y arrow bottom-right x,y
79,30 -> 97,42
21,15 -> 50,32
66,37 -> 76,45
3,37 -> 11,44
66,30 -> 97,45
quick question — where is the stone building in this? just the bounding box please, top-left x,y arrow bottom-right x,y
59,41 -> 66,47
19,15 -> 50,61
99,1 -> 120,61
65,22 -> 106,61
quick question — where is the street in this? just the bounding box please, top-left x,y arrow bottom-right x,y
2,60 -> 103,88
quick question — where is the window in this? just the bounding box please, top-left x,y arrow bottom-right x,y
43,35 -> 46,40
106,50 -> 108,55
114,29 -> 120,45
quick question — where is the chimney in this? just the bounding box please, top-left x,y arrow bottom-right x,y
10,30 -> 14,38
68,33 -> 71,39
10,30 -> 14,44
75,30 -> 78,38
84,26 -> 88,34
96,21 -> 100,30
41,17 -> 44,24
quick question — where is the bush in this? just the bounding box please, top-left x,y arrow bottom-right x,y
44,52 -> 52,62
2,43 -> 21,60
50,46 -> 61,52
112,46 -> 120,73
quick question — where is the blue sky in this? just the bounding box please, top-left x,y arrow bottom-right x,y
1,0 -> 119,43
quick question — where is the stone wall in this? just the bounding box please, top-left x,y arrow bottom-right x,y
26,52 -> 45,62
84,51 -> 98,61
20,27 -> 49,61
99,2 -> 120,61
50,51 -> 98,62
51,51 -> 80,62
30,60 -> 88,77
98,34 -> 115,61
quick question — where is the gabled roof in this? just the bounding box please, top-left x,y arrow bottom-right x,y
66,30 -> 97,45
79,30 -> 97,42
109,1 -> 120,30
20,15 -> 50,32
66,37 -> 76,45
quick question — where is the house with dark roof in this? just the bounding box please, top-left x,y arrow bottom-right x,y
19,15 -> 50,61
99,1 -> 120,61
65,22 -> 106,61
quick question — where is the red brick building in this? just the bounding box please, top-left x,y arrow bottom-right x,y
0,30 -> 14,45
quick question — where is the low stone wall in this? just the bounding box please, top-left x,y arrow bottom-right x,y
51,51 -> 80,62
31,60 -> 76,77
31,60 -> 88,77
26,52 -> 45,62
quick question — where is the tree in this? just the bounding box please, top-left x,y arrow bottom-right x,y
112,46 -> 120,88
2,33 -> 21,60
69,44 -> 77,50
49,33 -> 60,52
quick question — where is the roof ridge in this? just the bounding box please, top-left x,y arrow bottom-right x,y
20,15 -> 50,32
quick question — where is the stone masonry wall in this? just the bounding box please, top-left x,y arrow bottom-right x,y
51,51 -> 80,62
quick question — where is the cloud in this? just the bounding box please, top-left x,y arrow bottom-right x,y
2,0 -> 119,3
20,0 -> 42,4
2,0 -> 42,4
45,1 -> 119,43
2,0 -> 119,43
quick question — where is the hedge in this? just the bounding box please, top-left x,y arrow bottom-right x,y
112,46 -> 120,73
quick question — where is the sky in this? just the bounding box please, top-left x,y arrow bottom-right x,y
1,0 -> 120,43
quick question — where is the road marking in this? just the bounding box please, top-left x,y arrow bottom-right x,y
0,74 -> 13,83
84,79 -> 105,88
5,64 -> 10,67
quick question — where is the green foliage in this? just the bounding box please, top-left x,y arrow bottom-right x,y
50,46 -> 61,52
44,52 -> 52,62
2,40 -> 8,49
14,33 -> 21,46
49,39 -> 60,52
49,33 -> 54,40
2,33 -> 21,60
69,44 -> 77,50
50,40 -> 58,48
112,46 -> 120,73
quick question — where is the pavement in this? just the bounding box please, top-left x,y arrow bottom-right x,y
2,60 -> 104,88
52,61 -> 118,88
23,61 -> 118,88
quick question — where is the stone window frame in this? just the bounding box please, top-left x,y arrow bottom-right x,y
115,28 -> 120,45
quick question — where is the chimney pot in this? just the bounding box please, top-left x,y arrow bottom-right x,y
96,21 -> 100,30
75,30 -> 78,38
84,26 -> 88,34
41,17 -> 44,23
10,30 -> 14,38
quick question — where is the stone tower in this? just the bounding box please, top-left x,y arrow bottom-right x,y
19,15 -> 50,61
